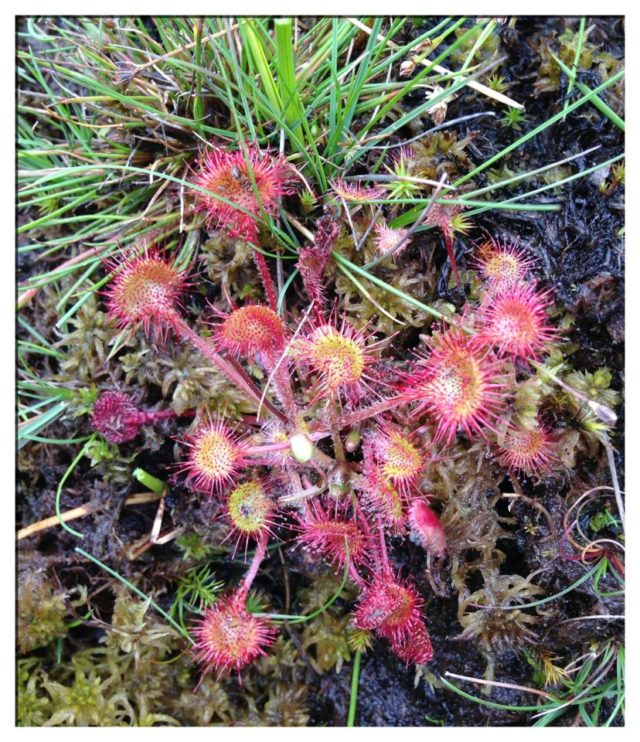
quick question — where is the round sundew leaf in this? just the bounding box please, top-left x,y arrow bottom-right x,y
192,591 -> 276,675
217,305 -> 286,359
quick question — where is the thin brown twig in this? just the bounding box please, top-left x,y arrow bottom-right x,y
17,491 -> 163,541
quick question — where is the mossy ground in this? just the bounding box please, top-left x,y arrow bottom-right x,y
17,16 -> 624,726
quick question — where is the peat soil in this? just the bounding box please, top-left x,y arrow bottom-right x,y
17,17 -> 624,727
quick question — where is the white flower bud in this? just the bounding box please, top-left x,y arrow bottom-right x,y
399,60 -> 416,77
289,432 -> 314,463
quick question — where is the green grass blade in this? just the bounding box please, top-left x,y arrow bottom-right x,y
552,52 -> 624,131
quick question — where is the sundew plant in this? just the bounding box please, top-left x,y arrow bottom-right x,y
17,16 -> 624,727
